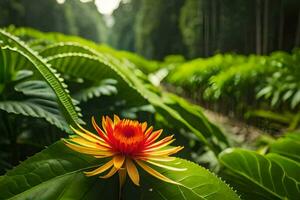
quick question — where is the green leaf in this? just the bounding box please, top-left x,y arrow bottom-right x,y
0,141 -> 239,200
39,42 -> 97,57
0,30 -> 82,127
73,79 -> 118,102
0,46 -> 70,132
291,90 -> 300,108
219,148 -> 300,200
12,28 -> 228,154
0,80 -> 69,132
270,136 -> 300,163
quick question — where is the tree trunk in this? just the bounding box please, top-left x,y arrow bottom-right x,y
263,0 -> 269,54
278,0 -> 284,49
295,10 -> 300,47
256,0 -> 262,54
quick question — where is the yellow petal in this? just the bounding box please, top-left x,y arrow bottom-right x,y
138,156 -> 176,162
100,166 -> 118,178
141,122 -> 147,132
76,123 -> 103,141
135,160 -> 179,185
70,126 -> 99,143
94,154 -> 114,158
145,146 -> 184,156
64,140 -> 114,156
71,126 -> 110,148
146,160 -> 186,171
113,155 -> 125,169
126,158 -> 140,186
114,114 -> 120,124
84,160 -> 114,176
70,137 -> 109,150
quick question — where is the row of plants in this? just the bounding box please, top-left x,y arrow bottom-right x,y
165,50 -> 300,131
0,27 -> 299,199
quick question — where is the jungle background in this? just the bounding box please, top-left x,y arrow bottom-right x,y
2,0 -> 299,59
0,0 -> 300,199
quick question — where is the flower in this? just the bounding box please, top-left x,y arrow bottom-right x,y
63,115 -> 185,186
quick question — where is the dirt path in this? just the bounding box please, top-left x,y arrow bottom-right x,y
203,109 -> 263,144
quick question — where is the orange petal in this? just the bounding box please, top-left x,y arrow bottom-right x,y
126,158 -> 140,186
144,126 -> 153,137
84,160 -> 114,176
102,116 -> 107,132
146,129 -> 163,144
145,136 -> 175,151
100,166 -> 118,178
105,116 -> 114,134
135,160 -> 179,185
113,155 -> 125,169
92,116 -> 109,141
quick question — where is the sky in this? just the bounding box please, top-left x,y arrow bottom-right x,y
57,0 -> 121,15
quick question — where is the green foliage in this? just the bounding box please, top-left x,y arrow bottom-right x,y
0,0 -> 107,42
0,141 -> 240,200
167,49 -> 300,129
0,27 -> 231,180
109,0 -> 141,51
0,46 -> 69,132
219,133 -> 300,200
135,0 -> 185,59
179,0 -> 204,58
0,26 -> 299,200
256,50 -> 300,109
0,30 -> 82,128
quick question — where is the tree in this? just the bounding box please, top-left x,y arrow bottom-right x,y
0,0 -> 107,43
135,0 -> 185,59
109,0 -> 141,51
179,0 -> 204,58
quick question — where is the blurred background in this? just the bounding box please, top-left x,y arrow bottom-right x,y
0,2 -> 300,196
1,0 -> 299,60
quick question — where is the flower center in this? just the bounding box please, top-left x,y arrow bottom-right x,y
122,127 -> 135,138
110,120 -> 145,155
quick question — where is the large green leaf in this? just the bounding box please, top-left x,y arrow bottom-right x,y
39,42 -> 97,57
46,52 -> 147,108
0,46 -> 69,132
46,52 -> 227,153
0,141 -> 239,200
219,148 -> 300,200
270,134 -> 300,163
0,80 -> 69,132
0,29 -> 82,127
9,27 -> 228,154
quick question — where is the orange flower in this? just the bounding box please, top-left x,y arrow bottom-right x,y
63,115 -> 185,186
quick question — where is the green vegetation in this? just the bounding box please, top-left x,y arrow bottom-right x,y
0,27 -> 299,199
167,50 -> 300,130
